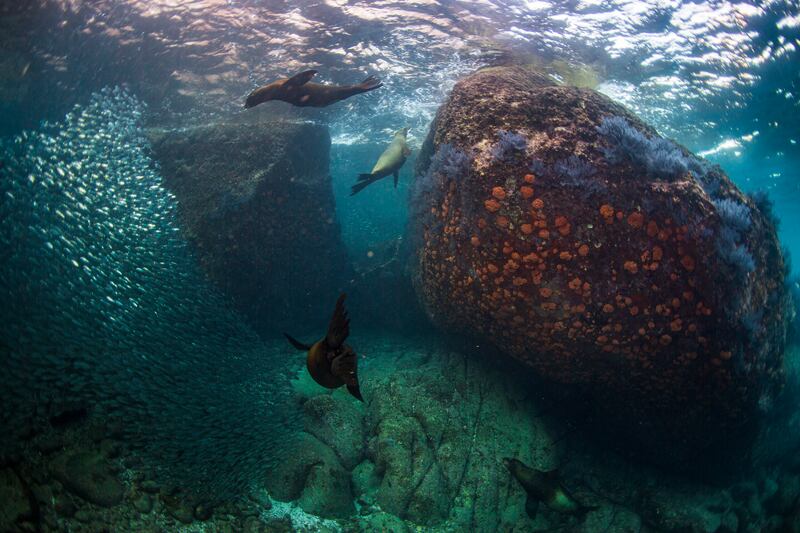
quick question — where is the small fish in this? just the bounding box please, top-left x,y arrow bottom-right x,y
503,458 -> 597,520
284,294 -> 363,401
351,128 -> 411,195
244,69 -> 382,109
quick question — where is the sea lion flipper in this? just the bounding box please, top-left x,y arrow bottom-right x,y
284,332 -> 312,351
285,69 -> 317,87
525,495 -> 539,520
331,349 -> 357,374
359,75 -> 382,91
543,469 -> 559,481
402,146 -> 411,157
393,171 -> 399,188
346,382 -> 364,402
325,293 -> 349,349
350,175 -> 377,196
330,348 -> 362,401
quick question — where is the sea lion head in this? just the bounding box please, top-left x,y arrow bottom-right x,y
244,83 -> 281,108
502,457 -> 520,473
503,457 -> 545,488
395,127 -> 409,137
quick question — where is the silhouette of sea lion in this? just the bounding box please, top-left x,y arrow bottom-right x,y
284,294 -> 363,401
503,458 -> 597,520
350,127 -> 411,195
244,70 -> 382,109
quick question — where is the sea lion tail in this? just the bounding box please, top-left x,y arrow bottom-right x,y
524,495 -> 539,520
350,174 -> 379,195
284,333 -> 312,351
358,75 -> 383,92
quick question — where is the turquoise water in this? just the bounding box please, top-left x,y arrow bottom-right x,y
2,1 -> 800,531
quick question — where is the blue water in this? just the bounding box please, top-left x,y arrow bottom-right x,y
1,1 -> 800,530
3,2 -> 797,267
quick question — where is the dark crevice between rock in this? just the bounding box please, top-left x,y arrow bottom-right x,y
454,380 -> 486,521
303,424 -> 352,475
404,432 -> 444,518
10,464 -> 41,533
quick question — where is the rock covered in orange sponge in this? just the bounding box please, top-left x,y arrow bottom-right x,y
409,65 -> 789,466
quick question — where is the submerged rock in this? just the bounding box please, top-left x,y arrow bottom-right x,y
351,460 -> 380,497
351,337 -> 558,530
54,494 -> 77,518
5,333 -> 794,532
159,490 -> 202,524
303,394 -> 365,470
148,120 -> 350,332
640,484 -> 736,532
410,65 -> 789,462
132,492 -> 153,514
139,480 -> 160,494
164,500 -> 194,524
35,433 -> 63,454
52,451 -> 124,507
351,511 -> 410,532
297,457 -> 354,519
0,468 -> 33,530
264,432 -> 354,519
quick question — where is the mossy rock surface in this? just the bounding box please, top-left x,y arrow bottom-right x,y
264,432 -> 354,518
52,451 -> 124,507
0,468 -> 33,530
303,394 -> 365,470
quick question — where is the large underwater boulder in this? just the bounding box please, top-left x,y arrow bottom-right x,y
410,65 -> 789,461
52,451 -> 124,507
0,468 -> 33,531
148,121 -> 350,333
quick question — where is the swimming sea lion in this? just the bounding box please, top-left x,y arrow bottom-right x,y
284,294 -> 363,401
350,127 -> 411,195
503,458 -> 597,520
244,70 -> 382,109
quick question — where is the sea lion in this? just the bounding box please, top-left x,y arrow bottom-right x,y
350,127 -> 411,195
244,69 -> 382,109
503,458 -> 597,520
284,294 -> 363,401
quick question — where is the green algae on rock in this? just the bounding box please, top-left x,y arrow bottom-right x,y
272,334 -> 567,530
2,335 -> 799,532
51,451 -> 124,508
0,468 -> 33,531
303,395 -> 365,471
265,432 -> 355,518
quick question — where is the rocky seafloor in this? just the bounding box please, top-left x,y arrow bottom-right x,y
3,333 -> 800,533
